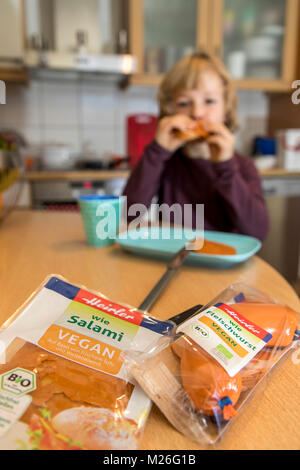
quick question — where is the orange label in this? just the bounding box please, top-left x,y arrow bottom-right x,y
200,316 -> 248,358
38,324 -> 123,374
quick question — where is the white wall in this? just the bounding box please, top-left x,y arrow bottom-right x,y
0,78 -> 268,158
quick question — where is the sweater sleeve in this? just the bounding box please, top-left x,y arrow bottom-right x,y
122,140 -> 173,216
212,156 -> 269,241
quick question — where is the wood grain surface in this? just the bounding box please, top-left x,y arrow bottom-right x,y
1,210 -> 299,450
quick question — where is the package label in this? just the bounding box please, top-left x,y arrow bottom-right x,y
177,303 -> 272,377
74,288 -> 143,326
38,295 -> 140,377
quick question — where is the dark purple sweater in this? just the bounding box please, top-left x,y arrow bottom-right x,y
123,140 -> 269,241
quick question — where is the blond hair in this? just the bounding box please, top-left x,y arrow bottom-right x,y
157,51 -> 238,132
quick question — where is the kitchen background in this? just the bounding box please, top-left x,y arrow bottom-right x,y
1,0 -> 300,291
0,80 -> 268,160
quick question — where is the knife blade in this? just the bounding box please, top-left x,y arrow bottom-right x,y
138,244 -> 192,312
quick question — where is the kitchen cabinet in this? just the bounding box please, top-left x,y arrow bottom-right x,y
24,0 -> 128,56
266,33 -> 300,137
211,0 -> 299,91
0,0 -> 28,83
129,0 -> 299,91
260,176 -> 300,284
22,0 -> 134,77
129,0 -> 208,86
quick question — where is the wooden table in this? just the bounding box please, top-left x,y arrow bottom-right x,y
1,210 -> 300,450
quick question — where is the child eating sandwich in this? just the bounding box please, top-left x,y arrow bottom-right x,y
123,51 -> 269,241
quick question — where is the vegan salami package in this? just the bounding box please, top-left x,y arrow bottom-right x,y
0,275 -> 174,450
125,283 -> 300,446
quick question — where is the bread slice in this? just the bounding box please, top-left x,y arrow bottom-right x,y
173,121 -> 209,141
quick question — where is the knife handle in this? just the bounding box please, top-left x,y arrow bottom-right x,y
168,304 -> 203,325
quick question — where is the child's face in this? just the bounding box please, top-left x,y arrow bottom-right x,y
172,68 -> 225,124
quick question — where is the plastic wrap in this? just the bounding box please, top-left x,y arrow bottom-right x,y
125,282 -> 300,447
0,275 -> 175,450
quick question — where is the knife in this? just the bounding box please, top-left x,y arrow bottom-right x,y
138,240 -> 200,312
167,304 -> 203,325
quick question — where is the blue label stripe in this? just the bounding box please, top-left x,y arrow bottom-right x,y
140,316 -> 175,335
263,332 -> 273,343
234,293 -> 246,303
45,276 -> 174,335
45,276 -> 80,300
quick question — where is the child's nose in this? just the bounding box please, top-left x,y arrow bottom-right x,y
191,103 -> 206,120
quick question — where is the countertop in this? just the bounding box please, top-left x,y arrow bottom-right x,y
1,210 -> 300,450
24,169 -> 130,181
24,168 -> 300,181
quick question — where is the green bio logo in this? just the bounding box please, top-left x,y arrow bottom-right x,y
0,368 -> 36,396
193,324 -> 209,338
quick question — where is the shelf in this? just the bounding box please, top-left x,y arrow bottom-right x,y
130,73 -> 292,92
233,79 -> 293,93
24,170 -> 130,182
130,73 -> 164,87
23,168 -> 300,183
260,169 -> 300,178
0,67 -> 28,83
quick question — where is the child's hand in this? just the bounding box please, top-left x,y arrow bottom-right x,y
155,115 -> 197,152
202,122 -> 235,163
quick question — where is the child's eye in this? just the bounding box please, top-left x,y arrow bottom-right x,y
206,98 -> 216,105
176,101 -> 190,108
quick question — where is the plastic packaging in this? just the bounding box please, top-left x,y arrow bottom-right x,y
125,282 -> 300,447
0,275 -> 175,450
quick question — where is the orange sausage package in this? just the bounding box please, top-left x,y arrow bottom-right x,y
0,275 -> 175,450
125,282 -> 300,446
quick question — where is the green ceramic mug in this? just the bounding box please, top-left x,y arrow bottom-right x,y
78,195 -> 125,247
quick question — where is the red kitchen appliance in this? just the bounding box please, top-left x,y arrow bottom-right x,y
126,114 -> 158,168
